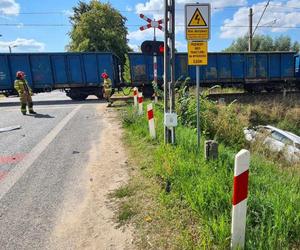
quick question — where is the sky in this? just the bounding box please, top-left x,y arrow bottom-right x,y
0,0 -> 299,53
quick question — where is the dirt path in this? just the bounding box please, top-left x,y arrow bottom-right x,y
50,105 -> 133,250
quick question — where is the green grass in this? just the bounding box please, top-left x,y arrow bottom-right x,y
121,101 -> 300,249
117,202 -> 137,225
111,185 -> 135,199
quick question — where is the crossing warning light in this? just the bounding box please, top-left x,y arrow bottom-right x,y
141,40 -> 166,55
159,44 -> 164,54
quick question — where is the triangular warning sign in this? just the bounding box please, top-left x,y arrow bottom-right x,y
188,8 -> 207,27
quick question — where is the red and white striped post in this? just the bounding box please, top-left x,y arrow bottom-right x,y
147,103 -> 156,138
138,92 -> 143,115
133,87 -> 138,108
231,149 -> 250,249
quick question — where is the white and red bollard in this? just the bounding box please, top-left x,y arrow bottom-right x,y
133,87 -> 138,108
147,103 -> 156,138
231,149 -> 250,249
138,92 -> 143,115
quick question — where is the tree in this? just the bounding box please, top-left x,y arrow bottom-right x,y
67,0 -> 129,64
223,34 -> 300,52
224,36 -> 249,52
274,35 -> 291,51
256,35 -> 273,51
293,41 -> 300,52
70,1 -> 92,25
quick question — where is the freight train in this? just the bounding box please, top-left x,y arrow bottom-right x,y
0,52 -> 120,100
128,52 -> 300,93
0,51 -> 299,100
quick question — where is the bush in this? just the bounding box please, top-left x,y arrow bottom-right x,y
177,89 -> 246,149
176,87 -> 300,151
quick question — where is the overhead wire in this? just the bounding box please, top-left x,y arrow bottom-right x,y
253,0 -> 271,36
0,23 -> 300,29
11,4 -> 300,15
1,5 -> 300,30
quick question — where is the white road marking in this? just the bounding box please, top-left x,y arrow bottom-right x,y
0,106 -> 76,112
0,105 -> 82,201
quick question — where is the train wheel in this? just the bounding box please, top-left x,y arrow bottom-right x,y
69,94 -> 88,101
67,92 -> 88,101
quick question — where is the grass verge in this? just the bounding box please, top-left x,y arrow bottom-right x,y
113,101 -> 300,249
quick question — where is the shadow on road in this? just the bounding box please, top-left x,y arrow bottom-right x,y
30,113 -> 55,119
0,99 -> 106,107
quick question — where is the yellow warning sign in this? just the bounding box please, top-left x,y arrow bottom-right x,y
186,28 -> 209,40
185,4 -> 211,41
188,41 -> 208,66
188,8 -> 207,27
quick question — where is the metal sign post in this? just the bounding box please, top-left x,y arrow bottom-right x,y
164,0 -> 176,144
185,3 -> 211,150
196,65 -> 200,148
188,41 -> 208,148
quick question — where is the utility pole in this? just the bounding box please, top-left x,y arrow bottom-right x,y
249,8 -> 253,52
164,0 -> 176,144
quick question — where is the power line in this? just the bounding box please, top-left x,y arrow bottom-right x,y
267,4 -> 300,10
253,0 -> 270,36
221,25 -> 300,29
1,23 -> 300,29
12,4 -> 300,15
0,23 -> 71,27
12,7 -> 239,15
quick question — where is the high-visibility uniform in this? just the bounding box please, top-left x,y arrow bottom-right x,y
14,79 -> 34,114
103,78 -> 112,104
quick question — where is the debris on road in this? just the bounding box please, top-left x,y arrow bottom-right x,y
0,125 -> 21,133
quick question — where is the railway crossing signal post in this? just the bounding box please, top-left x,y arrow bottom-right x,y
163,0 -> 176,144
139,14 -> 164,103
185,3 -> 211,149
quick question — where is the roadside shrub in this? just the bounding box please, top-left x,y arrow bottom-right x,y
121,109 -> 139,127
176,88 -> 246,149
247,103 -> 300,136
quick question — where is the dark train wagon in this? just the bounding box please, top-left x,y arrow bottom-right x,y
0,52 -> 121,100
128,52 -> 300,92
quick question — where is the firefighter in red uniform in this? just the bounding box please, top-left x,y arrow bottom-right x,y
14,71 -> 36,115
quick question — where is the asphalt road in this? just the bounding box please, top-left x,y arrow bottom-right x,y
0,92 -> 107,249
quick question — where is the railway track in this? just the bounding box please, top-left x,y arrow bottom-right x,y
207,91 -> 300,104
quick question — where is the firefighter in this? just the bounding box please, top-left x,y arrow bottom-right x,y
14,71 -> 36,115
101,72 -> 113,107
